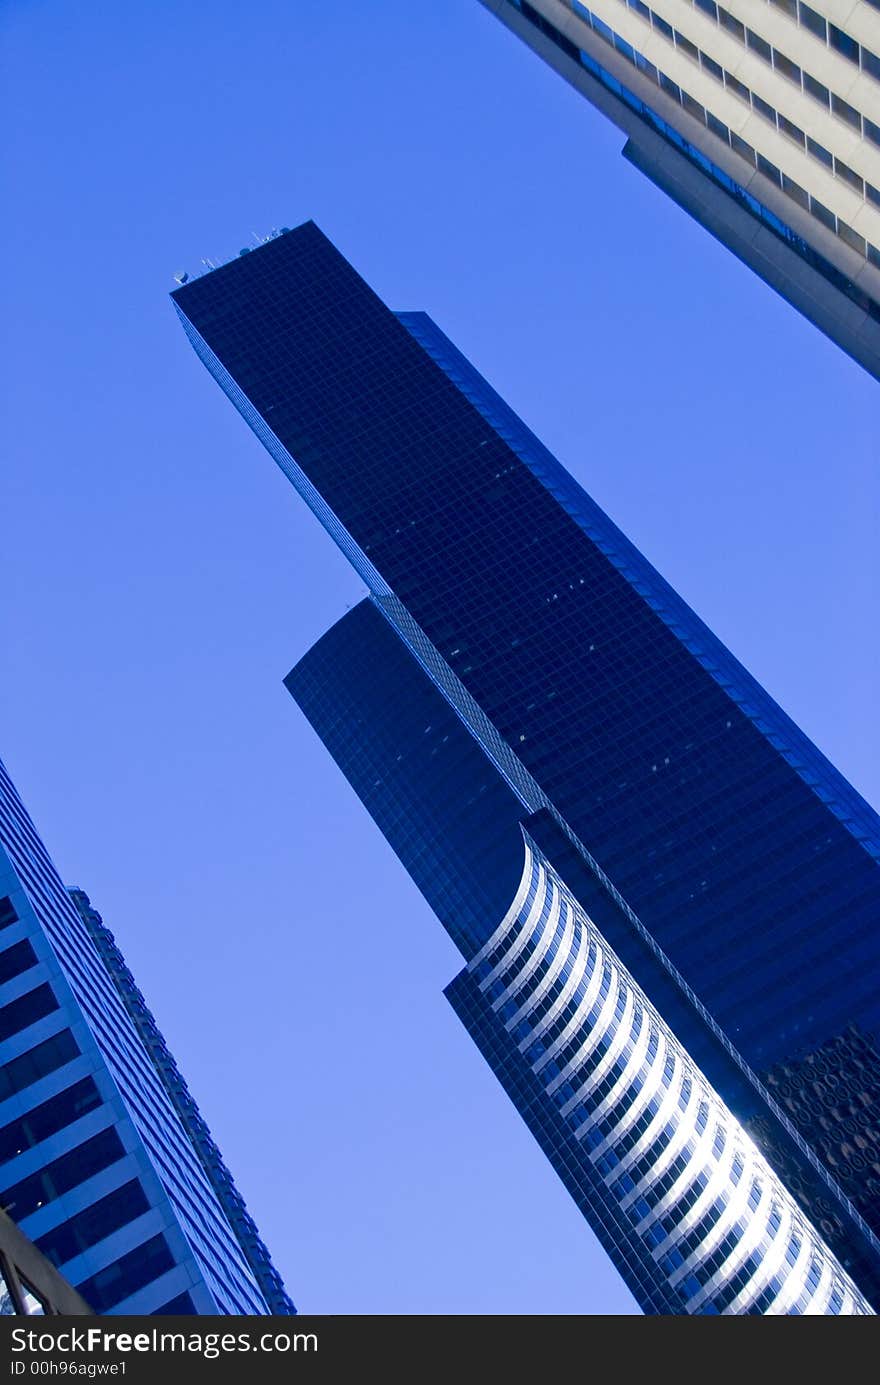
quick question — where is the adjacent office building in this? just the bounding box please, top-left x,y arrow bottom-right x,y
173,222 -> 880,1312
0,758 -> 294,1315
478,0 -> 880,380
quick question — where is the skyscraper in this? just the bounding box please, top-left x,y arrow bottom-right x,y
172,221 -> 880,1313
0,758 -> 294,1315
477,0 -> 880,381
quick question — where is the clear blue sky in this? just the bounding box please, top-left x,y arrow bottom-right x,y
2,0 -> 877,1315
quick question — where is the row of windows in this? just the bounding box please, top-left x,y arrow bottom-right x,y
36,1178 -> 150,1270
614,0 -> 880,210
764,0 -> 880,86
0,1126 -> 125,1222
0,1076 -> 102,1165
517,0 -> 880,301
0,1029 -> 80,1105
0,983 -> 59,1047
77,1232 -> 174,1314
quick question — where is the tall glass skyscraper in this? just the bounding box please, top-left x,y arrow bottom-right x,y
478,0 -> 880,381
0,758 -> 294,1315
172,221 -> 880,1313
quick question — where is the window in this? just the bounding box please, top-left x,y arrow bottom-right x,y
0,1077 -> 103,1164
0,1128 -> 125,1221
803,73 -> 830,106
0,984 -> 58,1045
730,133 -> 756,165
834,160 -> 864,195
0,940 -> 37,986
806,136 -> 833,169
746,30 -> 772,62
0,898 -> 18,930
675,32 -> 699,62
719,9 -> 745,41
77,1235 -> 174,1314
829,25 -> 859,65
653,14 -> 673,40
798,3 -> 826,40
701,53 -> 723,82
707,113 -> 729,142
810,196 -> 836,231
866,119 -> 880,149
694,0 -> 717,15
752,93 -> 776,124
782,173 -> 809,209
0,1030 -> 79,1103
773,52 -> 800,85
838,221 -> 866,257
769,0 -> 797,13
724,72 -> 749,104
37,1180 -> 150,1268
778,114 -> 805,147
831,93 -> 860,129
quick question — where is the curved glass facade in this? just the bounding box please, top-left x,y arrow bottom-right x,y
468,838 -> 871,1313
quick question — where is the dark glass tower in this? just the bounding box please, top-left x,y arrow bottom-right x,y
173,221 -> 880,1313
0,758 -> 294,1315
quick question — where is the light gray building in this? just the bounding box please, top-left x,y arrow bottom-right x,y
480,0 -> 880,379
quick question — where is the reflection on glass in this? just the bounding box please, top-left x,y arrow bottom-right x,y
18,1278 -> 46,1315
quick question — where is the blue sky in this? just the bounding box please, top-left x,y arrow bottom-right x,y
2,0 -> 877,1314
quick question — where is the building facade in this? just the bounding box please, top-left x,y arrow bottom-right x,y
172,222 -> 880,1312
0,758 -> 294,1315
478,0 -> 880,380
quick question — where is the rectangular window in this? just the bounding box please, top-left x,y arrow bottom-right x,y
701,53 -> 723,82
653,14 -> 673,40
0,1128 -> 125,1221
782,173 -> 809,209
707,113 -> 729,142
831,93 -> 860,129
810,196 -> 836,231
778,114 -> 805,146
798,3 -> 826,40
867,184 -> 880,209
0,898 -> 18,930
769,0 -> 798,13
719,9 -> 745,41
803,72 -> 830,106
834,160 -> 864,194
757,154 -> 782,185
0,1077 -> 102,1164
837,221 -> 866,256
730,133 -> 756,165
752,93 -> 776,123
0,940 -> 38,987
866,119 -> 880,149
0,1031 -> 79,1103
659,73 -> 682,102
36,1180 -> 150,1268
863,50 -> 880,82
682,92 -> 705,121
77,1234 -> 174,1314
694,0 -> 717,16
675,31 -> 699,61
807,135 -> 833,168
746,30 -> 772,62
725,72 -> 749,102
829,25 -> 859,65
0,984 -> 58,1045
773,51 -> 801,85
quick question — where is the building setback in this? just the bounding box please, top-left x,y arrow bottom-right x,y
173,221 -> 880,1312
0,758 -> 294,1315
478,0 -> 880,380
